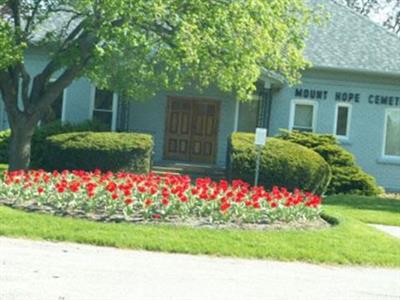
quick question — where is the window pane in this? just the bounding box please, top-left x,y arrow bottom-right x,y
93,111 -> 112,130
385,110 -> 400,157
294,104 -> 313,129
95,89 -> 113,110
336,106 -> 349,136
42,92 -> 63,124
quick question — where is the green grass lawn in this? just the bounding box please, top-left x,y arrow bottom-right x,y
324,195 -> 400,226
0,194 -> 399,267
0,163 -> 8,173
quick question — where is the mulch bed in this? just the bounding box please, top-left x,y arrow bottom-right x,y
0,198 -> 331,231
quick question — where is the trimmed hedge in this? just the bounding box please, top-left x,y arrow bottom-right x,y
0,129 -> 10,163
30,120 -> 107,168
278,130 -> 382,196
228,132 -> 331,195
0,120 -> 107,166
43,132 -> 153,173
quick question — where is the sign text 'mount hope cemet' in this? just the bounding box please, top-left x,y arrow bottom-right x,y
295,88 -> 400,106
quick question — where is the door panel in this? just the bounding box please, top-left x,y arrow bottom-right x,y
164,97 -> 220,164
190,101 -> 220,163
164,98 -> 192,161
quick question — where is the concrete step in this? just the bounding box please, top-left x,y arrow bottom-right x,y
152,162 -> 227,181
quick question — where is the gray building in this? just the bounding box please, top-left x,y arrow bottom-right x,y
1,0 -> 399,191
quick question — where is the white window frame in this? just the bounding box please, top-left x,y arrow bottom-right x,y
382,108 -> 400,160
90,85 -> 118,131
0,100 -> 8,130
61,89 -> 67,123
333,103 -> 352,140
233,100 -> 240,132
289,99 -> 318,132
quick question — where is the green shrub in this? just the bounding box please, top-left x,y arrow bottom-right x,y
43,132 -> 153,173
0,129 -> 10,163
278,130 -> 382,196
30,120 -> 107,168
0,120 -> 107,166
228,132 -> 331,195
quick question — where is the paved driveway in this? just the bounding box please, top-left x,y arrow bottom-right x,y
1,237 -> 399,300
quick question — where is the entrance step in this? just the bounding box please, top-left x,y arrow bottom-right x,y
152,162 -> 227,181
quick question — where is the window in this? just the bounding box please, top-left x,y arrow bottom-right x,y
91,87 -> 118,131
334,104 -> 351,139
290,100 -> 317,132
383,109 -> 400,158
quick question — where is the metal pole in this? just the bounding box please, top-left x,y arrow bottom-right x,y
254,145 -> 261,187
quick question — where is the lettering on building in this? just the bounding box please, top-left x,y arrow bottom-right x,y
295,89 -> 328,100
294,88 -> 400,106
368,95 -> 400,106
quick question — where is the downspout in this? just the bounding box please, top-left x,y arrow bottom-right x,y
265,88 -> 273,136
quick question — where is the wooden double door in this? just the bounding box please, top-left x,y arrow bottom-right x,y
164,97 -> 220,164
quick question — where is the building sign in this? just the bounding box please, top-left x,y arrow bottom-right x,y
334,92 -> 360,103
295,89 -> 328,100
368,94 -> 400,106
295,88 -> 400,106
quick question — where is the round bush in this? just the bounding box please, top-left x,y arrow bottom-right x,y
0,120 -> 107,166
228,133 -> 331,195
0,129 -> 10,163
43,132 -> 153,173
278,130 -> 382,195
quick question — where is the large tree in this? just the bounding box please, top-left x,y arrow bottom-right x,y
0,0 -> 316,170
338,0 -> 400,34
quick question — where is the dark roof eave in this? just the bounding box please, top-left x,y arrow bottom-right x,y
260,68 -> 286,87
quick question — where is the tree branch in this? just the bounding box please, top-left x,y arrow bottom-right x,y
0,70 -> 22,125
24,0 -> 43,34
16,63 -> 31,112
29,28 -> 98,118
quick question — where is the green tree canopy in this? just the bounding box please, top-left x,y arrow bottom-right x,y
0,0 -> 318,170
1,0 -> 317,100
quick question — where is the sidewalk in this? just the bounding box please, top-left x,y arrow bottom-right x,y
370,224 -> 400,239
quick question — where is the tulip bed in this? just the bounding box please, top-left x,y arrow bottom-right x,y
0,170 -> 322,225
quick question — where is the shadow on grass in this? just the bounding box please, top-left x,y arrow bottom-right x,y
325,195 -> 400,214
320,212 -> 340,226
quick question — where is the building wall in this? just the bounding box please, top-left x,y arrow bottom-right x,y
126,86 -> 237,167
269,70 -> 400,191
0,49 -> 93,131
237,101 -> 258,133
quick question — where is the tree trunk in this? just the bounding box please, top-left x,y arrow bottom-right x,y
8,120 -> 35,171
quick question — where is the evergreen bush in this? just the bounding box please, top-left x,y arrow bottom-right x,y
228,132 -> 331,195
278,130 -> 382,195
0,120 -> 107,166
44,132 -> 153,173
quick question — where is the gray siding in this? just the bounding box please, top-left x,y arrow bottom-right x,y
269,70 -> 400,191
62,78 -> 92,123
0,50 -> 94,130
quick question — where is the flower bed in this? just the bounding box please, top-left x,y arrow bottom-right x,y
0,170 -> 323,226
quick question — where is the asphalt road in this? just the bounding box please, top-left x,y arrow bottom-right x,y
0,237 -> 399,300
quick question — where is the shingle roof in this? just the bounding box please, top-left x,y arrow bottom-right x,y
29,1 -> 400,77
305,0 -> 400,76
